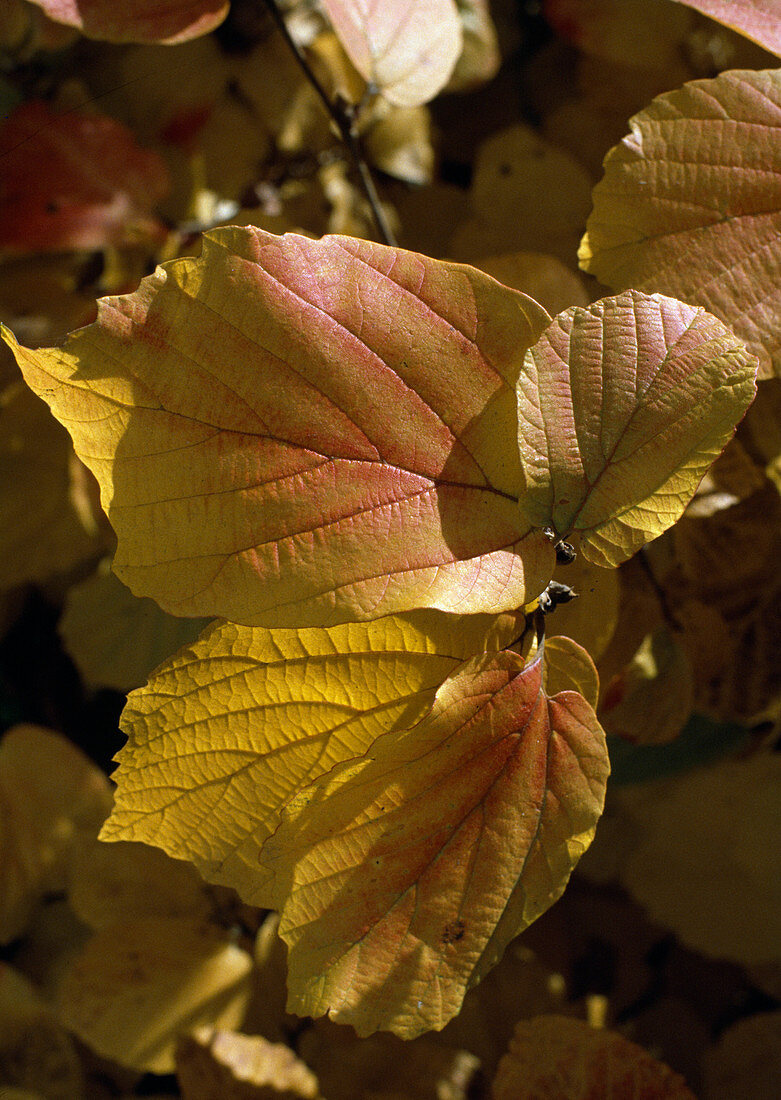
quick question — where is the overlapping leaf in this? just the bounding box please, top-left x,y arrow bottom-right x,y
258,644 -> 608,1037
579,70 -> 781,377
100,610 -> 529,899
27,0 -> 229,44
2,229 -> 555,626
517,291 -> 758,567
321,0 -> 463,108
671,0 -> 781,55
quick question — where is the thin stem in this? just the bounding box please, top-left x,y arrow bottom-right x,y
637,547 -> 681,633
260,0 -> 397,246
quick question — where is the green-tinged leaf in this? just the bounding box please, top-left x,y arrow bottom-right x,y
27,0 -> 229,44
670,0 -> 781,55
2,229 -> 555,627
543,635 -> 600,709
321,0 -> 462,108
259,644 -> 608,1037
517,291 -> 758,567
579,70 -> 781,377
493,1015 -> 696,1099
100,610 -> 529,900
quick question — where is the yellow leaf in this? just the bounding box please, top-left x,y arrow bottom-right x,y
100,610 -> 528,902
57,916 -> 253,1074
518,291 -> 758,567
176,1027 -> 322,1100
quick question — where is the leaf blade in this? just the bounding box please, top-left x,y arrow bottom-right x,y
3,229 -> 554,626
517,290 -> 758,567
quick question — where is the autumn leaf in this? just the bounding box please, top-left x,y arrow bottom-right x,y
492,1015 -> 696,1099
670,0 -> 781,56
26,0 -> 229,44
517,291 -> 758,567
259,644 -> 608,1037
2,229 -> 555,627
57,916 -> 254,1073
0,100 -> 170,254
100,610 -> 530,900
176,1028 -> 322,1100
321,0 -> 463,108
579,70 -> 781,378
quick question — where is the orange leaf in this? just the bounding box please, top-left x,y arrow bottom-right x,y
580,70 -> 781,377
26,0 -> 229,44
260,644 -> 608,1036
493,1015 -> 696,1099
3,229 -> 554,626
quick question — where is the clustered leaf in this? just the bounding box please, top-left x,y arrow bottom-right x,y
1,218 -> 760,1036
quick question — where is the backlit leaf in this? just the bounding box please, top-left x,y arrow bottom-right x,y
2,229 -> 555,626
27,0 -> 229,44
492,1015 -> 696,1099
579,70 -> 781,377
100,610 -> 529,901
259,644 -> 608,1037
670,0 -> 781,55
517,291 -> 758,567
321,0 -> 462,108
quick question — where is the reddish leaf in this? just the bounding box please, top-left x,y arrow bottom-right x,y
26,0 -> 229,44
3,229 -> 555,626
0,101 -> 169,253
670,0 -> 781,55
260,645 -> 609,1036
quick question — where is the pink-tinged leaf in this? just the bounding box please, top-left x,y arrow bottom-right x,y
579,70 -> 781,377
321,0 -> 463,107
260,645 -> 609,1037
670,0 -> 781,55
26,0 -> 229,44
3,229 -> 554,626
493,1015 -> 696,1099
0,101 -> 169,253
517,291 -> 758,568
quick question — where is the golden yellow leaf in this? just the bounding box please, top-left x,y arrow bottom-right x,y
100,610 -> 527,902
57,916 -> 253,1074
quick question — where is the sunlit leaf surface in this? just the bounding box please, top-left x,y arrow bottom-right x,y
579,70 -> 781,377
3,229 -> 554,626
321,0 -> 462,107
260,645 -> 608,1037
100,610 -> 528,900
517,291 -> 758,567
